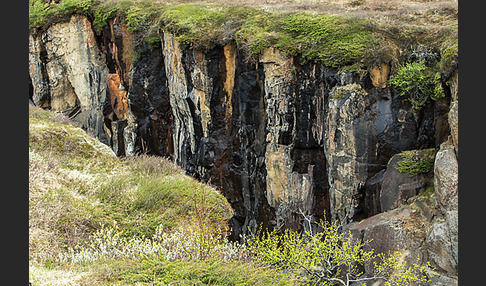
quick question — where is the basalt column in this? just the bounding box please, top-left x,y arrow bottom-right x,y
261,48 -> 330,232
99,18 -> 172,157
161,33 -> 275,239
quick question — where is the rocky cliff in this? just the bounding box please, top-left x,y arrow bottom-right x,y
29,9 -> 458,284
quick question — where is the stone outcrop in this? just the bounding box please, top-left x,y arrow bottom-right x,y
434,139 -> 458,213
342,95 -> 458,284
29,14 -> 458,281
423,138 -> 458,283
448,71 -> 459,152
346,205 -> 431,274
29,14 -> 109,143
379,149 -> 435,212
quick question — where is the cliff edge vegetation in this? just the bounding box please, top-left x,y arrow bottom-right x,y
29,0 -> 457,68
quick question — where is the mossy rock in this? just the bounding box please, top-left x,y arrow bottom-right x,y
396,148 -> 437,177
330,83 -> 367,99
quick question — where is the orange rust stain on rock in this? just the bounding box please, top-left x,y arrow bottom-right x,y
107,73 -> 128,120
223,43 -> 236,123
196,50 -> 204,63
195,88 -> 211,137
370,63 -> 390,88
279,99 -> 286,111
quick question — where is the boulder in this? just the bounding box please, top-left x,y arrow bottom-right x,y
346,206 -> 430,276
434,139 -> 458,213
379,149 -> 435,212
425,210 -> 458,275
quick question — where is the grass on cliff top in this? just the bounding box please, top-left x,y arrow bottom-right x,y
29,0 -> 457,67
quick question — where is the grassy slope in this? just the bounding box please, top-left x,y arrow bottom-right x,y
29,106 -> 294,285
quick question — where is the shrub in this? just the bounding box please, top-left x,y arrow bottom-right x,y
57,220 -> 241,265
389,61 -> 445,110
396,148 -> 436,177
247,217 -> 432,285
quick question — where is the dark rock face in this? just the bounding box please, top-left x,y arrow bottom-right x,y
28,15 -> 450,233
29,15 -> 458,281
126,41 -> 172,157
98,17 -> 172,157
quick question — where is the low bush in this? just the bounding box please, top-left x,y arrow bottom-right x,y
389,61 -> 445,110
247,217 -> 433,285
396,148 -> 436,177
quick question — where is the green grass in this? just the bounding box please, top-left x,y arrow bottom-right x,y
85,258 -> 297,285
29,0 -> 457,69
29,106 -> 119,173
29,0 -> 94,30
29,105 -> 299,284
29,0 -> 378,65
237,12 -> 377,66
161,4 -> 258,50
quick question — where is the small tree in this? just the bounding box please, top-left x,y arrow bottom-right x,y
247,216 -> 432,286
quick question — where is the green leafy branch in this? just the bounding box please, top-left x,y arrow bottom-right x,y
389,61 -> 445,110
247,213 -> 432,285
